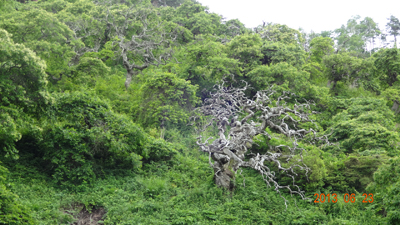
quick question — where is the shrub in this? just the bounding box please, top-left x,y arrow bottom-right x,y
39,92 -> 175,185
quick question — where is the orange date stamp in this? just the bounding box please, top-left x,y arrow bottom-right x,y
313,193 -> 374,203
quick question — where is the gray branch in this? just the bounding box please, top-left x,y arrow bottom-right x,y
190,80 -> 329,208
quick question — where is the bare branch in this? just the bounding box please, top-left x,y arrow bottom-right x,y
190,79 -> 329,208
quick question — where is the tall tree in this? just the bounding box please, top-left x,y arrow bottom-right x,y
0,29 -> 49,113
0,29 -> 49,158
334,16 -> 365,54
310,37 -> 334,62
374,47 -> 400,87
386,15 -> 400,45
106,3 -> 177,89
323,52 -> 374,93
175,39 -> 239,95
151,0 -> 184,7
299,29 -> 320,52
256,23 -> 304,47
226,33 -> 263,76
359,17 -> 381,55
260,41 -> 306,69
0,8 -> 77,82
218,19 -> 247,39
134,72 -> 198,129
173,0 -> 222,37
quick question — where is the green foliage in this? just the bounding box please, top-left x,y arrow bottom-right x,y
0,0 -> 398,224
381,86 -> 400,114
185,11 -> 220,36
0,0 -> 17,12
386,15 -> 400,44
151,0 -> 185,8
309,37 -> 334,63
248,62 -> 324,100
326,98 -> 399,155
334,16 -> 366,54
302,37 -> 334,85
173,0 -> 221,37
0,29 -> 50,115
0,108 -> 22,159
75,57 -> 111,77
367,157 -> 400,223
173,39 -> 239,92
261,41 -> 306,69
0,163 -> 34,224
323,153 -> 386,192
226,33 -> 263,75
142,137 -> 176,163
38,0 -> 71,14
69,56 -> 111,88
374,47 -> 400,87
323,52 -> 361,86
93,70 -> 131,112
284,146 -> 328,191
157,5 -> 194,42
302,148 -> 327,188
333,15 -> 381,55
4,151 -> 381,225
359,17 -> 381,54
0,8 -> 77,79
258,23 -> 305,46
323,52 -> 377,93
56,0 -> 105,49
133,72 -> 198,128
218,19 -> 248,38
39,92 -> 175,185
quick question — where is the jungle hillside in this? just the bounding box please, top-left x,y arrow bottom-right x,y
1,0 -> 400,224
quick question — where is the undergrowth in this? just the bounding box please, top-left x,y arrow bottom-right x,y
2,150 -> 386,225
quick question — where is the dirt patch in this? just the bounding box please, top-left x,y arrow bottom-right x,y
65,204 -> 106,225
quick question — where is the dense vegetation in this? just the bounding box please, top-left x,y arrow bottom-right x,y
1,0 -> 400,224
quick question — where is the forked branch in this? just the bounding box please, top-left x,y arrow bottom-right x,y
190,80 -> 330,208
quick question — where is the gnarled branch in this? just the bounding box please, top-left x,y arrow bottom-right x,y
190,79 -> 330,208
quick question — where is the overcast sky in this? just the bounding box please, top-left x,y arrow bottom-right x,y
197,0 -> 400,34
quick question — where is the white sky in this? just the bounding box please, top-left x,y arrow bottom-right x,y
197,0 -> 400,34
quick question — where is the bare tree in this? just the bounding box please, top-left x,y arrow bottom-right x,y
105,4 -> 177,89
190,80 -> 329,207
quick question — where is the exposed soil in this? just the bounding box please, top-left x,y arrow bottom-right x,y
65,204 -> 106,225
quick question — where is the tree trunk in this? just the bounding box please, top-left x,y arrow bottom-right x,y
392,100 -> 400,114
124,66 -> 146,90
327,80 -> 332,88
125,69 -> 133,90
212,153 -> 237,191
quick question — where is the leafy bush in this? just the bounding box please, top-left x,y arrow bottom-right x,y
39,92 -> 175,185
324,154 -> 385,192
132,72 -> 198,128
0,28 -> 50,115
326,98 -> 399,155
367,157 -> 400,222
142,137 -> 176,163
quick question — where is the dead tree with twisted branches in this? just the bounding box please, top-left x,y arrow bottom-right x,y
190,80 -> 329,207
